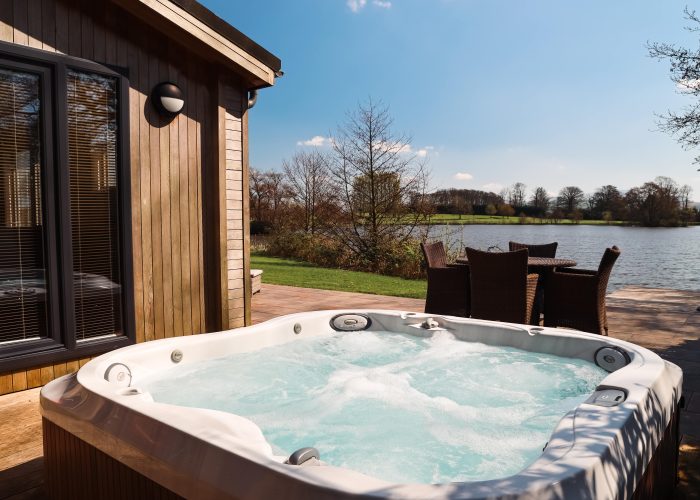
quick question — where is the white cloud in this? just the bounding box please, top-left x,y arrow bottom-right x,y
297,137 -> 431,157
347,0 -> 367,12
677,79 -> 700,92
347,0 -> 390,13
482,182 -> 503,193
394,143 -> 413,154
454,172 -> 473,181
415,145 -> 436,158
297,135 -> 331,147
380,143 -> 433,157
376,141 -> 413,155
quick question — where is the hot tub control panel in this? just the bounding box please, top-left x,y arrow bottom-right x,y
586,388 -> 627,407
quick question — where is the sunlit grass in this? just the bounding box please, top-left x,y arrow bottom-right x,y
250,254 -> 426,299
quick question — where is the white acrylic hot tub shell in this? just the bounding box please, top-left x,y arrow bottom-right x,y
40,311 -> 682,499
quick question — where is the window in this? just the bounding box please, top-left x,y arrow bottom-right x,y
0,68 -> 48,344
0,42 -> 133,371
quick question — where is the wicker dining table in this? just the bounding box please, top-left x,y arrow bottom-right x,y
455,256 -> 577,269
455,255 -> 577,324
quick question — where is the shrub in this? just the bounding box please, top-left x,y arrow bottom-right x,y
250,220 -> 273,235
262,230 -> 425,280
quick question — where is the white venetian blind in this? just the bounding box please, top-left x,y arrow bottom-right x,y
0,68 -> 48,344
67,70 -> 123,341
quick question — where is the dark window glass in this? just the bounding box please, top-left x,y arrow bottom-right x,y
0,68 -> 48,344
67,70 -> 123,342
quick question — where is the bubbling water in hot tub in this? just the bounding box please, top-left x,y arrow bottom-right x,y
142,330 -> 607,484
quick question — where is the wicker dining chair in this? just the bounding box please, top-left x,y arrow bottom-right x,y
543,246 -> 621,335
466,247 -> 539,324
421,242 -> 470,317
508,241 -> 558,258
509,241 -> 558,323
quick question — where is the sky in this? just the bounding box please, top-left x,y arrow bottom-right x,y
201,0 -> 700,198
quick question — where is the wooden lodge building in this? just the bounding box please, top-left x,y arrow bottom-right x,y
0,0 -> 282,395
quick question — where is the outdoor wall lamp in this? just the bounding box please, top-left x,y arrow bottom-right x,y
152,82 -> 184,116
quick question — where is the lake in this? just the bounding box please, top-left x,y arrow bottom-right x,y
427,224 -> 700,292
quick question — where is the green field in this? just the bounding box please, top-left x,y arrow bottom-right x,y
424,214 -> 625,225
251,254 -> 426,299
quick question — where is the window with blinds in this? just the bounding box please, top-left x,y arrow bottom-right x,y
0,68 -> 49,344
0,44 -> 131,369
67,70 -> 123,342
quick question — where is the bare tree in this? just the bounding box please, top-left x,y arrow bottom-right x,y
530,187 -> 550,213
283,150 -> 332,234
557,186 -> 585,215
648,8 -> 700,165
327,99 -> 429,270
248,168 -> 292,227
679,184 -> 693,210
679,183 -> 694,223
266,172 -> 291,227
249,168 -> 270,222
589,185 -> 625,220
625,178 -> 681,226
508,182 -> 527,207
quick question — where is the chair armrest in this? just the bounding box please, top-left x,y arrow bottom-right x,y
526,273 -> 540,295
550,269 -> 598,285
525,273 -> 539,325
555,268 -> 597,276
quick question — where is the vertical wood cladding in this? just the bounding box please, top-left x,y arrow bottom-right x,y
43,418 -> 184,499
0,0 -> 248,393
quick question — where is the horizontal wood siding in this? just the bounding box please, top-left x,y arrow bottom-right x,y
223,85 -> 246,328
0,0 -> 248,394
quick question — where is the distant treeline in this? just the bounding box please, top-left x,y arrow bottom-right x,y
427,178 -> 697,226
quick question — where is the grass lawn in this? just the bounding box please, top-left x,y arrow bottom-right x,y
426,214 -> 625,225
251,254 -> 427,299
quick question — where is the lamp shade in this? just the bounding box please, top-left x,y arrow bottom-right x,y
152,82 -> 184,115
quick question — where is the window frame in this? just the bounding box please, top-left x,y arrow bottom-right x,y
0,41 -> 135,373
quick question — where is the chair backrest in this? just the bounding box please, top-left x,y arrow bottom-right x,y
508,241 -> 558,258
466,247 -> 529,322
421,241 -> 448,268
596,245 -> 621,291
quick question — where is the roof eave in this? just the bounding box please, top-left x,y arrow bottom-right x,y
111,0 -> 280,88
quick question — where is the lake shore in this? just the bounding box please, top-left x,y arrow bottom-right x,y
423,214 -> 697,226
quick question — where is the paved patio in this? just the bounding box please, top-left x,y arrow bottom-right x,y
1,285 -> 699,498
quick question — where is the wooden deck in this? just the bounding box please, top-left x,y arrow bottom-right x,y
2,285 -> 700,498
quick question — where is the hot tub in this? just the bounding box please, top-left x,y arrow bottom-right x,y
40,311 -> 682,499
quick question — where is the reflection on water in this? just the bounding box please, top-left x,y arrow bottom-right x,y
427,225 -> 700,291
